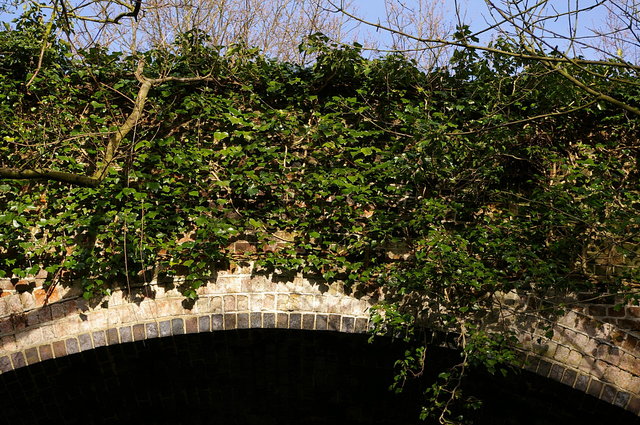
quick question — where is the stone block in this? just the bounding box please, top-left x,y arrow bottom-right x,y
557,311 -> 580,328
287,294 -> 303,312
618,353 -> 640,376
626,395 -> 640,415
587,379 -> 604,398
146,322 -> 159,339
19,292 -> 35,310
205,296 -> 220,313
561,368 -> 577,387
138,300 -> 157,319
158,320 -> 171,337
50,300 -> 75,320
237,295 -> 249,311
25,347 -> 39,365
109,290 -> 125,306
276,313 -> 288,329
236,313 -> 249,329
617,319 -> 640,331
592,359 -> 610,381
0,317 -> 14,335
277,294 -> 290,311
78,333 -> 93,351
223,278 -> 242,293
33,289 -> 47,307
549,363 -> 564,382
302,314 -> 315,330
275,280 -> 290,293
263,313 -> 275,328
172,318 -> 184,335
26,306 -> 52,327
327,281 -> 345,296
316,315 -> 328,331
38,344 -> 53,361
252,276 -> 270,292
65,338 -> 79,354
603,367 -> 637,393
263,294 -> 275,310
355,318 -> 368,333
536,359 -> 552,377
106,327 -> 120,345
0,335 -> 17,352
40,325 -> 55,341
628,306 -> 640,318
185,317 -> 198,334
119,326 -> 133,343
614,391 -> 631,409
16,327 -> 43,349
324,296 -> 341,314
6,295 -> 25,314
342,316 -> 355,333
133,323 -> 146,340
155,299 -> 174,318
600,384 -> 617,404
193,298 -> 210,315
328,315 -> 341,332
573,373 -> 589,392
224,313 -> 236,330
106,308 -> 122,326
289,313 -> 301,329
607,306 -> 625,317
198,315 -> 211,333
240,277 -> 253,292
92,331 -> 106,348
250,294 -> 264,311
52,340 -> 66,357
250,312 -> 262,328
211,314 -> 223,331
11,351 -> 25,369
553,345 -> 571,364
224,295 -> 236,312
0,355 -> 12,372
261,277 -> 276,292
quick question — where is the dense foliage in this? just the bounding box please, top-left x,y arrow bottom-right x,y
1,14 -> 639,423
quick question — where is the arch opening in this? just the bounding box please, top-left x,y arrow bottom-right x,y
0,329 -> 637,424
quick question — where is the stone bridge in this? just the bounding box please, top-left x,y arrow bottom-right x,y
1,264 -> 639,421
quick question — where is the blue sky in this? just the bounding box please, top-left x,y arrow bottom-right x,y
345,0 -> 612,58
1,0 -> 614,59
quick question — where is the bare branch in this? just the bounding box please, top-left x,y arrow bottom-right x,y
2,60 -> 217,186
327,1 -> 640,71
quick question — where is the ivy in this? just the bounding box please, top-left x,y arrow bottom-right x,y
1,17 -> 639,423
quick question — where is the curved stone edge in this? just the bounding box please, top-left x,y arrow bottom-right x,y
502,301 -> 640,417
0,311 -> 370,374
3,276 -> 640,415
514,349 -> 640,416
0,271 -> 374,377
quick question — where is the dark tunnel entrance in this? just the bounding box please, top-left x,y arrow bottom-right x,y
0,329 -> 636,424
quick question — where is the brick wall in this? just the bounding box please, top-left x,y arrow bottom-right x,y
1,266 -> 639,416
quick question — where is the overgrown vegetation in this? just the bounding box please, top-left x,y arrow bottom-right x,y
1,11 -> 639,423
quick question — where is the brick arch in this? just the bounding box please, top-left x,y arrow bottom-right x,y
1,268 -> 639,416
493,292 -> 640,416
0,266 -> 372,374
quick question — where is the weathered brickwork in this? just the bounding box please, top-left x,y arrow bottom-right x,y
1,266 -> 639,416
493,292 -> 640,415
0,265 -> 372,372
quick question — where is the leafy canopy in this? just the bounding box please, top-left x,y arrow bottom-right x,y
1,16 -> 639,423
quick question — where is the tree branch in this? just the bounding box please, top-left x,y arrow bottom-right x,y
328,1 -> 640,71
0,167 -> 101,186
1,61 -> 217,186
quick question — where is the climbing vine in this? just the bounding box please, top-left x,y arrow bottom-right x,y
1,13 -> 639,423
